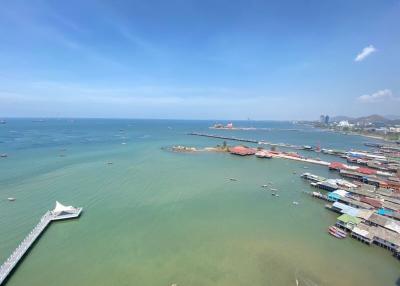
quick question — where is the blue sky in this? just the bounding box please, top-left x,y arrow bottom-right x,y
0,0 -> 399,120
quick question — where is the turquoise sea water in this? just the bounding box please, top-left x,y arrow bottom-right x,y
0,119 -> 399,286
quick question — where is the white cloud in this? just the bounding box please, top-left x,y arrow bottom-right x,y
354,45 -> 376,62
357,89 -> 398,103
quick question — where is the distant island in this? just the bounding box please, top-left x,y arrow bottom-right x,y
210,122 -> 257,130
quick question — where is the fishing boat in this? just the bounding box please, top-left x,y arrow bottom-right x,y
328,226 -> 347,238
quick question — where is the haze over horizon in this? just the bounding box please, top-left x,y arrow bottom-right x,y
1,0 -> 399,120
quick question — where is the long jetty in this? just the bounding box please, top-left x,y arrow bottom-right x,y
188,132 -> 300,148
0,204 -> 82,285
189,132 -> 259,143
189,132 -> 331,166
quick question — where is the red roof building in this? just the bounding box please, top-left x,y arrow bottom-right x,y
360,197 -> 383,208
229,146 -> 256,156
357,167 -> 377,175
329,162 -> 345,171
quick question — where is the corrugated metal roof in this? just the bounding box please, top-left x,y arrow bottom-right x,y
337,214 -> 361,224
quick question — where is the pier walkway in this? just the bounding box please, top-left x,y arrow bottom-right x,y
189,132 -> 331,166
189,132 -> 301,149
0,202 -> 82,285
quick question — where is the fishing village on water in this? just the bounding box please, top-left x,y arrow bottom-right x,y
173,122 -> 400,260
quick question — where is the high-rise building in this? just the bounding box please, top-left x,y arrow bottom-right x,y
325,115 -> 330,124
320,115 -> 325,123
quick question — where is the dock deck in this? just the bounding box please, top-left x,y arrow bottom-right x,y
0,205 -> 82,285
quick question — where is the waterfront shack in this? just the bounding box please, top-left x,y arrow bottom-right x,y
336,196 -> 374,210
336,214 -> 361,231
369,225 -> 400,252
229,146 -> 256,156
366,213 -> 400,234
327,190 -> 349,202
351,219 -> 400,253
300,172 -> 326,183
351,223 -> 374,244
315,180 -> 339,192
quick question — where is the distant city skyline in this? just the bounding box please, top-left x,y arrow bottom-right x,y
0,0 -> 399,120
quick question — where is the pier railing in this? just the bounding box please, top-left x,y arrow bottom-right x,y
0,211 -> 53,284
0,207 -> 81,285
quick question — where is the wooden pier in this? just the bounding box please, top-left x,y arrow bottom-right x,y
189,132 -> 304,149
0,202 -> 82,285
189,132 -> 259,144
189,132 -> 331,166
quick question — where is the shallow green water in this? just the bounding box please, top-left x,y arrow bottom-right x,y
0,119 -> 398,285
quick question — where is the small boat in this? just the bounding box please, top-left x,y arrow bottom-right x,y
229,178 -> 237,181
121,142 -> 127,145
328,226 -> 347,238
0,120 -> 6,124
261,184 -> 268,188
8,197 -> 16,201
0,153 -> 8,158
271,193 -> 279,197
292,201 -> 299,205
270,188 -> 278,192
107,162 -> 113,165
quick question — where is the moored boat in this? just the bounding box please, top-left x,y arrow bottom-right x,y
328,226 -> 347,238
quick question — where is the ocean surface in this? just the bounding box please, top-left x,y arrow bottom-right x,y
0,119 -> 399,286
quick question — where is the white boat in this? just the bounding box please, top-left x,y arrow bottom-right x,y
8,197 -> 16,201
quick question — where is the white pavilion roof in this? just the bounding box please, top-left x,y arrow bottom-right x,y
52,201 -> 76,214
